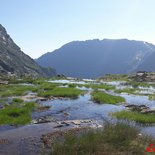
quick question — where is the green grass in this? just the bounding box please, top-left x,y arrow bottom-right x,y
91,91 -> 125,104
0,102 -> 36,125
128,81 -> 152,88
38,82 -> 59,91
12,98 -> 24,103
38,87 -> 84,99
68,83 -> 77,88
85,83 -> 115,90
52,123 -> 152,155
112,110 -> 155,123
99,74 -> 129,81
66,83 -> 116,90
115,88 -> 139,94
0,85 -> 38,97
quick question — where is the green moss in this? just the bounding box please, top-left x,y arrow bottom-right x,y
91,91 -> 125,104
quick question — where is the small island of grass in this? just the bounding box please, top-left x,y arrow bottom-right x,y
0,101 -> 36,125
38,87 -> 85,99
112,110 -> 155,123
91,91 -> 125,104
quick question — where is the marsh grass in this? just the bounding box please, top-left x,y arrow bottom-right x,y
115,88 -> 139,94
84,83 -> 115,90
38,87 -> 84,99
112,110 -> 155,123
12,98 -> 24,103
0,102 -> 36,125
99,74 -> 129,81
128,81 -> 152,88
38,82 -> 59,91
0,85 -> 38,97
91,91 -> 125,104
52,123 -> 152,155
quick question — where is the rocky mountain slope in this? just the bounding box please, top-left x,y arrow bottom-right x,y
37,39 -> 155,78
0,24 -> 56,77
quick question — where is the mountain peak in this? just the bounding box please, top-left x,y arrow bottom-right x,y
37,39 -> 155,78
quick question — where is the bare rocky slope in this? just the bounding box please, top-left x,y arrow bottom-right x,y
0,24 -> 56,77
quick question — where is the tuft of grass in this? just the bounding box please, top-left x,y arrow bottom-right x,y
38,87 -> 84,99
112,110 -> 155,123
12,98 -> 24,103
52,123 -> 152,155
91,91 -> 125,104
0,102 -> 36,125
68,84 -> 76,88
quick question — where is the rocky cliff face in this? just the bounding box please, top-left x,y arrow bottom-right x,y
0,24 -> 56,77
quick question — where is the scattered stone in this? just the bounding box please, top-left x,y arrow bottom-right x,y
37,97 -> 48,102
63,112 -> 70,116
141,109 -> 155,114
0,139 -> 9,144
53,124 -> 64,128
125,104 -> 150,112
0,80 -> 9,85
125,104 -> 155,114
32,116 -> 53,124
71,120 -> 81,125
61,121 -> 70,126
38,105 -> 51,112
0,104 -> 4,109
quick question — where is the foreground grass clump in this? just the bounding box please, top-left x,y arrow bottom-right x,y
112,110 -> 155,123
52,123 -> 152,155
0,102 -> 36,125
91,91 -> 125,104
38,87 -> 84,99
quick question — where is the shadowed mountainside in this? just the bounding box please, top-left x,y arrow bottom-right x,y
0,24 -> 56,77
37,39 -> 155,78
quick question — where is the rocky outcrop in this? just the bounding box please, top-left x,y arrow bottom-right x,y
130,72 -> 155,82
125,104 -> 155,114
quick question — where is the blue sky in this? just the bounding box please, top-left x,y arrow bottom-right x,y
1,0 -> 155,58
